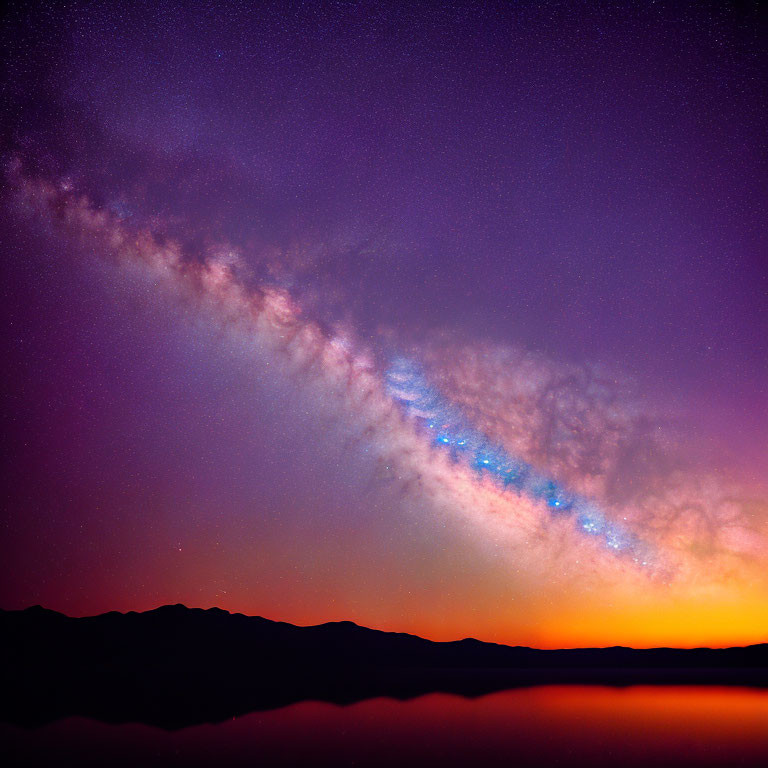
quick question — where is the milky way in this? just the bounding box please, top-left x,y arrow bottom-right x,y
9,160 -> 766,605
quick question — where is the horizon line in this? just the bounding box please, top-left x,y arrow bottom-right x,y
5,602 -> 767,652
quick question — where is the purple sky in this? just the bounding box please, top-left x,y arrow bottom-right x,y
1,1 -> 766,646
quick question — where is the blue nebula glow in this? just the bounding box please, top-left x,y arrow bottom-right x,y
386,357 -> 652,566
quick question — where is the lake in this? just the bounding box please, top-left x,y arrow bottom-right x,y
3,686 -> 767,767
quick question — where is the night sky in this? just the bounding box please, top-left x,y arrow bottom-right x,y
1,0 -> 766,648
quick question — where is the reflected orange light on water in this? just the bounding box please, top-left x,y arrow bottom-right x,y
3,686 -> 767,767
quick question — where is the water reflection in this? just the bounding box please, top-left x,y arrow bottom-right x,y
3,686 -> 768,767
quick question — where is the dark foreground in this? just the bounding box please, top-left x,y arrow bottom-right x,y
1,605 -> 767,729
5,686 -> 768,768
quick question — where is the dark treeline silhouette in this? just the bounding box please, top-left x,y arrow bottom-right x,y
2,605 -> 766,729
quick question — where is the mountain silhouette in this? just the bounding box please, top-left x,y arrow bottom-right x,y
2,605 -> 766,729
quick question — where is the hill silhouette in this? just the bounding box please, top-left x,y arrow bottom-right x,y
2,604 -> 766,729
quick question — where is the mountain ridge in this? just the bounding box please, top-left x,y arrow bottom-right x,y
11,603 -> 765,652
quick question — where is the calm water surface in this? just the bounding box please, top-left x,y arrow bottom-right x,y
3,686 -> 768,767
